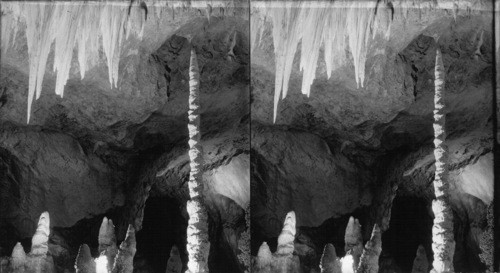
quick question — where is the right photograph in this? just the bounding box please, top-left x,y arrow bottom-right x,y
250,1 -> 495,273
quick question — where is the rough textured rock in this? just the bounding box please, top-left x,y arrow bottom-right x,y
319,244 -> 341,273
0,127 -> 125,238
251,125 -> 372,238
75,244 -> 96,273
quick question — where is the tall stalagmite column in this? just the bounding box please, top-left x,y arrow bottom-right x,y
430,46 -> 455,273
186,45 -> 210,273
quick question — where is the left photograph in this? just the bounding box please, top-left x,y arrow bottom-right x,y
0,1 -> 249,273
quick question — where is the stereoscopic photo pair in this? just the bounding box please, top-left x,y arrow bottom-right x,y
0,1 -> 498,273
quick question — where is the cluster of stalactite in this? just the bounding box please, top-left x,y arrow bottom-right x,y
250,0 -> 487,122
0,0 -> 242,123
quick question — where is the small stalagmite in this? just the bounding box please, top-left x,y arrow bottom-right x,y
26,212 -> 55,273
30,212 -> 50,255
276,211 -> 296,255
255,242 -> 272,272
166,245 -> 182,273
98,217 -> 118,272
344,216 -> 363,266
319,243 -> 341,273
357,224 -> 382,273
11,242 -> 27,272
112,225 -> 137,273
75,244 -> 96,273
411,245 -> 429,273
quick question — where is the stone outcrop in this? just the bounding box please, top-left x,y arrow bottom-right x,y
251,126 -> 372,238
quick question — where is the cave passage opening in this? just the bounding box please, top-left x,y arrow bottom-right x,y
382,195 -> 433,272
135,196 -> 187,273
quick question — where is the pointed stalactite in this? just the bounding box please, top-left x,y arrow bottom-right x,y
255,242 -> 272,272
75,244 -> 96,273
98,217 -> 118,273
411,245 -> 429,273
319,243 -> 341,273
430,46 -> 455,273
166,245 -> 183,273
11,242 -> 27,273
112,225 -> 136,273
186,45 -> 210,273
357,224 -> 382,273
276,211 -> 296,255
344,216 -> 363,268
30,212 -> 50,255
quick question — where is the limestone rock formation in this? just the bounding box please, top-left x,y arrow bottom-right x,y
430,46 -> 455,273
11,242 -> 27,272
253,211 -> 301,273
75,244 -> 96,273
276,211 -> 296,255
166,245 -> 183,273
344,217 -> 363,267
319,243 -> 341,273
30,212 -> 50,255
25,211 -> 55,273
112,225 -> 136,273
411,245 -> 429,273
185,46 -> 210,273
357,224 -> 382,273
254,242 -> 272,272
251,127 -> 372,237
98,217 -> 118,272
